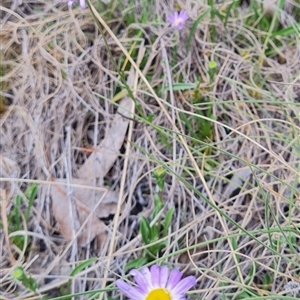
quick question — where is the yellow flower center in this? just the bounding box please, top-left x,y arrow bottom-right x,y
145,288 -> 171,300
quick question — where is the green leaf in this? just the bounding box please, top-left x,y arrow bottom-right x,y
70,257 -> 96,278
163,207 -> 175,237
124,257 -> 149,271
152,193 -> 163,219
147,113 -> 154,123
24,183 -> 38,200
186,9 -> 210,52
223,0 -> 238,27
25,184 -> 38,222
271,25 -> 299,37
149,224 -> 159,242
24,276 -> 38,292
148,240 -> 166,257
13,195 -> 22,230
67,258 -> 97,292
140,216 -> 151,244
235,291 -> 252,299
245,261 -> 256,286
163,83 -> 196,91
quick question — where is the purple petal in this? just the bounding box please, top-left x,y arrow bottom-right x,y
150,265 -> 160,287
170,276 -> 197,294
167,12 -> 177,23
160,266 -> 170,288
68,0 -> 86,9
166,268 -> 183,290
79,0 -> 86,9
173,297 -> 186,300
130,269 -> 150,293
116,280 -> 146,299
177,24 -> 184,30
68,0 -> 75,8
140,266 -> 153,288
179,11 -> 189,22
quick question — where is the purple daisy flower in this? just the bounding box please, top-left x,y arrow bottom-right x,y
68,0 -> 86,9
167,11 -> 189,30
116,264 -> 197,300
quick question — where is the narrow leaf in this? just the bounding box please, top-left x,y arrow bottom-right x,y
67,258 -> 97,292
163,207 -> 175,237
140,216 -> 151,244
186,9 -> 210,52
124,257 -> 148,271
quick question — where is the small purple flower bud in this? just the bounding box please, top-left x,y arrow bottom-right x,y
167,10 -> 189,30
68,0 -> 86,10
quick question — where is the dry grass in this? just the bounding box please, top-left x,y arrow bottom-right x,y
1,0 -> 300,299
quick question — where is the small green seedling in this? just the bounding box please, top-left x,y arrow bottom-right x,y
9,184 -> 37,251
208,61 -> 217,83
13,267 -> 39,292
0,184 -> 38,252
125,167 -> 175,270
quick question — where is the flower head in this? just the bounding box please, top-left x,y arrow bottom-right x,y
68,0 -> 86,9
167,11 -> 189,30
116,264 -> 197,300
